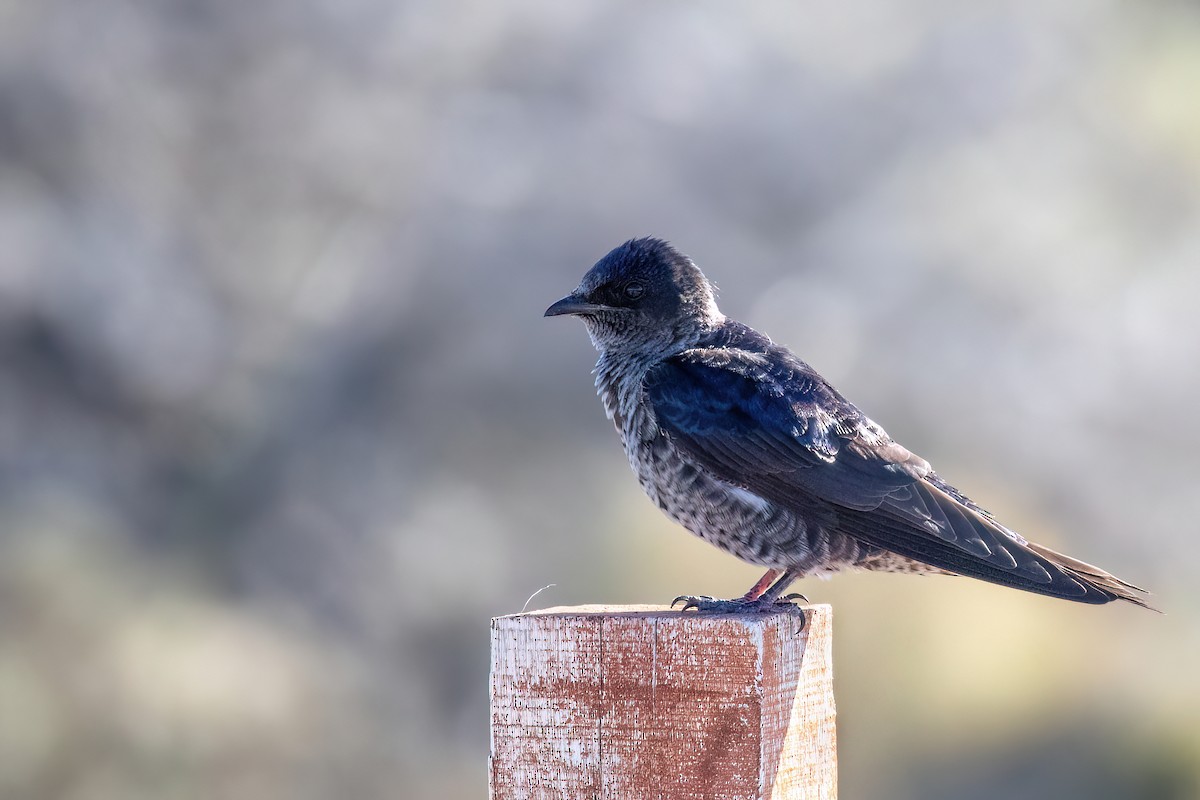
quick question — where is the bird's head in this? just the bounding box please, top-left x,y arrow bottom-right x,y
545,238 -> 723,355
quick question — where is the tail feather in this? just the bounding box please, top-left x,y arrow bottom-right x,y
835,474 -> 1156,610
1024,541 -> 1157,611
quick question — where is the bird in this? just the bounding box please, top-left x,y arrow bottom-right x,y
545,237 -> 1152,614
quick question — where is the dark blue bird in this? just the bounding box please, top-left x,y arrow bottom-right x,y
546,237 -> 1151,612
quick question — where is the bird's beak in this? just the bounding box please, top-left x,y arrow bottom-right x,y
544,293 -> 606,317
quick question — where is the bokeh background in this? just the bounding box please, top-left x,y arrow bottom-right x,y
2,0 -> 1199,798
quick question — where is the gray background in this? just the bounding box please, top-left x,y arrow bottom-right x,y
1,1 -> 1198,798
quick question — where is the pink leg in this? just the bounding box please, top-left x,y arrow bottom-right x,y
742,569 -> 782,601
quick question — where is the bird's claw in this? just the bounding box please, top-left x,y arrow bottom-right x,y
672,595 -> 752,613
671,594 -> 715,612
671,594 -> 807,625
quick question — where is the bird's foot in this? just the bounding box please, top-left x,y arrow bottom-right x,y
670,594 -> 806,623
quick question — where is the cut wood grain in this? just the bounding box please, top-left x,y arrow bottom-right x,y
490,604 -> 835,800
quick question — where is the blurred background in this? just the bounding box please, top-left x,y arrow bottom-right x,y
1,0 -> 1198,798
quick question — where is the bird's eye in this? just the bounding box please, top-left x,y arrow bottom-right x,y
624,282 -> 644,300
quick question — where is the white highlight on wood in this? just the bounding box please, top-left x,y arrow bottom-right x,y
490,604 -> 836,800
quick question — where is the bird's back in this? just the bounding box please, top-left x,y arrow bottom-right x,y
642,319 -> 1152,608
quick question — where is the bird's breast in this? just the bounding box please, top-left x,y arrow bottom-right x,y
594,353 -> 661,440
594,351 -> 810,569
620,420 -> 812,568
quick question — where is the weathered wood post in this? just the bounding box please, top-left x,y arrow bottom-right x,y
489,604 -> 835,800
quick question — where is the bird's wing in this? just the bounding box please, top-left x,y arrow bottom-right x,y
644,347 -> 1150,606
644,347 -> 928,508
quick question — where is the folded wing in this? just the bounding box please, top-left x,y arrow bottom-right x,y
644,342 -> 1151,607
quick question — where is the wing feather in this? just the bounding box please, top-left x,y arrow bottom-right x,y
644,339 -> 1152,607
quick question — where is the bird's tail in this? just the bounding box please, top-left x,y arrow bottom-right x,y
840,473 -> 1158,610
1023,541 -> 1158,611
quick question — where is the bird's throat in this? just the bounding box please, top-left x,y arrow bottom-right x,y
594,351 -> 659,441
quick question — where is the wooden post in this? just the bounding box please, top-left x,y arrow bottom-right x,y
489,604 -> 835,800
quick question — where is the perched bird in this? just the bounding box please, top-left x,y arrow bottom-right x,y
546,237 -> 1151,612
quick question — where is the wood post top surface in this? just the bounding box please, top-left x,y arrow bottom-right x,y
493,603 -> 830,621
